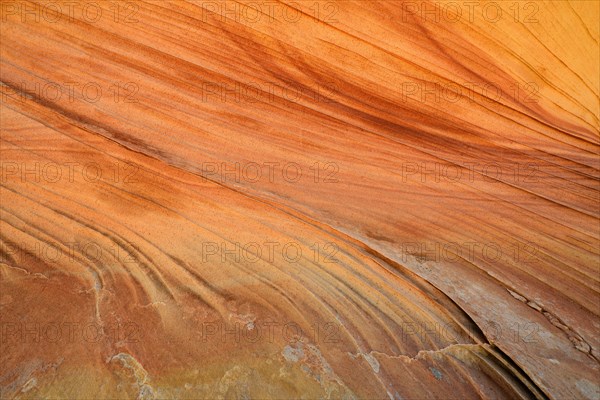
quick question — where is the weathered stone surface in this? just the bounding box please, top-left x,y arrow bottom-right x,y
1,1 -> 598,399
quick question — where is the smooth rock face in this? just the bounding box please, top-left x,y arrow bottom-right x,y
0,1 -> 598,399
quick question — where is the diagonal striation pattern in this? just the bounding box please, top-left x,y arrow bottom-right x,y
1,1 -> 598,399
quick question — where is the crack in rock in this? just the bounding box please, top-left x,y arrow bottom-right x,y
507,289 -> 596,360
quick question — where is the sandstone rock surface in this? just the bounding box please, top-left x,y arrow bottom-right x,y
1,1 -> 598,399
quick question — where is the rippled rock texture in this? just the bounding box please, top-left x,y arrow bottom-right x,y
1,1 -> 599,399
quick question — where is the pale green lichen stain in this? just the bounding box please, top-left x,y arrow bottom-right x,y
429,367 -> 443,380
